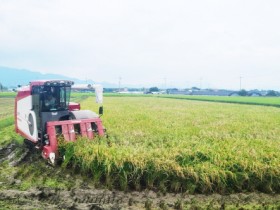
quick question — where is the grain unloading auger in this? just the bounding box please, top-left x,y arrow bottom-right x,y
15,80 -> 105,164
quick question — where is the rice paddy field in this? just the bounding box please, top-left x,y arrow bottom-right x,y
0,93 -> 14,132
0,97 -> 14,119
1,92 -> 280,208
60,95 -> 280,193
0,94 -> 19,145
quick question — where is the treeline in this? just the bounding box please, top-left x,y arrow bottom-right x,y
238,89 -> 279,97
103,88 -> 146,93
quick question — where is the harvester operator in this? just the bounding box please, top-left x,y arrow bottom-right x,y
45,94 -> 56,108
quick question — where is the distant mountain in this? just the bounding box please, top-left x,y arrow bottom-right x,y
0,66 -> 96,88
0,66 -> 146,88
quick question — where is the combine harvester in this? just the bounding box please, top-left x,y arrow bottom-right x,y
15,80 -> 105,164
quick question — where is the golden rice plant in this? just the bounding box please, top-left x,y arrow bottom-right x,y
56,96 -> 280,193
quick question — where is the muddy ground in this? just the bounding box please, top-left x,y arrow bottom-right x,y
1,187 -> 280,209
0,143 -> 280,210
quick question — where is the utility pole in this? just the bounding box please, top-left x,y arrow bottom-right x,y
118,77 -> 122,92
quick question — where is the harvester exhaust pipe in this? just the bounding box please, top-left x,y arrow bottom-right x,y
72,83 -> 104,116
92,84 -> 104,116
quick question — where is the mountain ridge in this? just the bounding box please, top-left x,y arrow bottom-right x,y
0,66 -> 119,88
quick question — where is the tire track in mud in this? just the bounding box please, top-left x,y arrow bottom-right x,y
0,143 -> 29,166
0,144 -> 16,159
0,187 -> 280,210
0,188 -> 132,209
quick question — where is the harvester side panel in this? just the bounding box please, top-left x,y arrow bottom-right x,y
15,92 -> 38,142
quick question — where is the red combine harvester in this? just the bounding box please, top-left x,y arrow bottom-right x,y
15,80 -> 105,164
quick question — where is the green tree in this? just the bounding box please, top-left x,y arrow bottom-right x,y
149,87 -> 159,92
238,89 -> 248,96
266,90 -> 278,96
191,87 -> 200,90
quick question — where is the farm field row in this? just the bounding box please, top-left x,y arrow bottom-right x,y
159,95 -> 280,107
0,95 -> 14,129
0,98 -> 14,120
60,96 -> 280,193
106,93 -> 280,107
0,92 -> 16,98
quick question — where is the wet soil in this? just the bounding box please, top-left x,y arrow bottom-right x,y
0,143 -> 29,167
0,143 -> 279,210
1,187 -> 280,209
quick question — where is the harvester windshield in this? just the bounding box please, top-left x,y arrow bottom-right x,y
42,86 -> 71,112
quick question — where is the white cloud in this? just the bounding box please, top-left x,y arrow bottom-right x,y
0,0 -> 280,89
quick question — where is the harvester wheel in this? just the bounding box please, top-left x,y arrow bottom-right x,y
24,139 -> 36,150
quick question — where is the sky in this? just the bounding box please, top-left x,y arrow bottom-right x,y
0,0 -> 280,90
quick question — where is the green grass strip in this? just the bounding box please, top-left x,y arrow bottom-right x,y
0,92 -> 16,98
159,95 -> 280,108
0,116 -> 14,130
104,93 -> 280,107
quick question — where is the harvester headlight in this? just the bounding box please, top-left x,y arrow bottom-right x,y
45,140 -> 50,145
49,153 -> 55,165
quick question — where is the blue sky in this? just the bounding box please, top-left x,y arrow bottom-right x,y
0,0 -> 280,90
